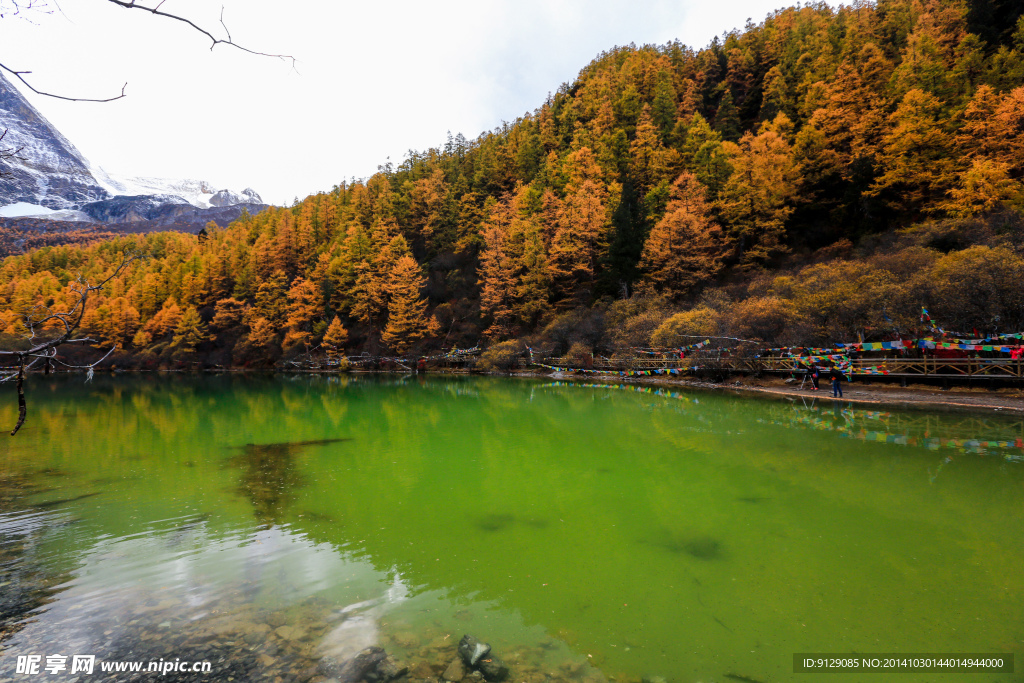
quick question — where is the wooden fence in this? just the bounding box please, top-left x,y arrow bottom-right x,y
754,356 -> 1024,380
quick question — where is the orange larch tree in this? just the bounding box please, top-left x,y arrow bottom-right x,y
639,172 -> 729,297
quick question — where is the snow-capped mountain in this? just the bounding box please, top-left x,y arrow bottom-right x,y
209,187 -> 263,207
91,171 -> 263,210
0,70 -> 264,223
0,72 -> 107,212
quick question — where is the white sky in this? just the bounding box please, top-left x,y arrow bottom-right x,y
1,0 -> 833,205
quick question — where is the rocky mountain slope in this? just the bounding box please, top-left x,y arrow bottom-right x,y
0,73 -> 107,211
0,70 -> 266,226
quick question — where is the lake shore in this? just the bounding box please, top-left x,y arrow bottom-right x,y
47,366 -> 1024,415
511,369 -> 1024,414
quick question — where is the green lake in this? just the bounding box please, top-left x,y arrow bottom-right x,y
1,374 -> 1021,682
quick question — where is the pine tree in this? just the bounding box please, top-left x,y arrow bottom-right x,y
956,85 -> 1024,177
172,306 -> 207,353
104,297 -> 140,347
680,113 -> 732,198
254,271 -> 289,327
639,172 -> 729,297
629,106 -> 673,197
726,48 -> 755,107
477,195 -> 517,339
329,224 -> 372,314
211,298 -> 247,331
944,159 -> 1024,216
675,78 -> 702,122
952,33 -> 986,98
717,115 -> 801,268
713,90 -> 742,142
651,71 -> 678,140
282,277 -> 322,351
549,148 -> 611,303
246,316 -> 277,349
351,234 -> 411,328
131,329 -> 152,349
143,297 -> 182,339
515,222 -> 552,328
869,88 -> 956,214
322,315 -> 349,353
759,66 -> 791,122
382,256 -> 435,353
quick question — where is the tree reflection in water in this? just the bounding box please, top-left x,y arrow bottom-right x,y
226,439 -> 348,526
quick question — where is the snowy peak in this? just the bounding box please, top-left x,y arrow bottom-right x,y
0,70 -> 109,210
210,187 -> 263,207
0,70 -> 265,221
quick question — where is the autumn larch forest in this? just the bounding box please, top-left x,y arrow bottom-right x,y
3,0 -> 1024,368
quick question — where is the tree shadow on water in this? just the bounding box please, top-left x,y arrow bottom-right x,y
225,439 -> 349,526
640,529 -> 725,561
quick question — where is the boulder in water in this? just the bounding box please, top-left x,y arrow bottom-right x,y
458,634 -> 491,667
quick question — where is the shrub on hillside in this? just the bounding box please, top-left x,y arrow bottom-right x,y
603,295 -> 671,349
562,341 -> 594,368
477,340 -> 525,373
728,296 -> 801,344
651,306 -> 720,347
929,245 -> 1024,331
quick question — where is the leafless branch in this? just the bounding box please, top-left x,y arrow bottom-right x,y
11,360 -> 27,435
1,0 -> 295,102
0,0 -> 52,21
105,0 -> 296,68
2,252 -> 144,435
0,62 -> 128,102
48,347 -> 116,369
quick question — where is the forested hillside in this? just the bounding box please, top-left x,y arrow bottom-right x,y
2,0 -> 1024,365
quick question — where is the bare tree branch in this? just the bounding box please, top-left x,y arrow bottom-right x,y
12,360 -> 27,436
0,62 -> 127,101
49,347 -> 116,368
104,0 -> 296,67
0,0 -> 51,20
0,0 -> 295,102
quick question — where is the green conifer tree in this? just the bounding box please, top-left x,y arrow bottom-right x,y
172,307 -> 207,353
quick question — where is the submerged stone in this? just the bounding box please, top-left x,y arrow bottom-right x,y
443,657 -> 466,682
683,537 -> 722,560
458,634 -> 491,667
319,645 -> 406,683
477,655 -> 510,682
410,661 -> 435,678
366,653 -> 408,682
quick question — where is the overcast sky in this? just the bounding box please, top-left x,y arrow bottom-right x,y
2,0 -> 833,205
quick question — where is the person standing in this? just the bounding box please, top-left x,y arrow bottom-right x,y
830,365 -> 846,398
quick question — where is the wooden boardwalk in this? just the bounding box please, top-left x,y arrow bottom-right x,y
751,356 -> 1024,380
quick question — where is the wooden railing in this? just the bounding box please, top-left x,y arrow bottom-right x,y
758,356 -> 1024,379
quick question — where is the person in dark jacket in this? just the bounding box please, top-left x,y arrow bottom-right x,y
829,365 -> 846,398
